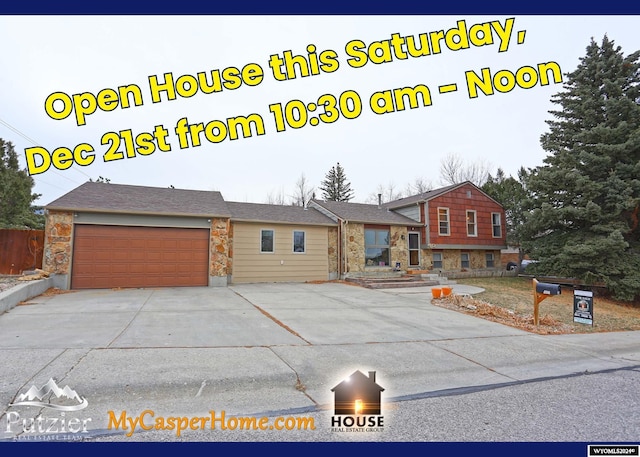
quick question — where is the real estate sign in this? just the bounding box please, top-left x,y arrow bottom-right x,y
573,290 -> 594,326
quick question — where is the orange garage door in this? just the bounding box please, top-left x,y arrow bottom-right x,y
71,225 -> 209,289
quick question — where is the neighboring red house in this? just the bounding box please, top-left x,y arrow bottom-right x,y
385,181 -> 507,272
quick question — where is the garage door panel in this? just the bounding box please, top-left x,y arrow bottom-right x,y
71,225 -> 209,289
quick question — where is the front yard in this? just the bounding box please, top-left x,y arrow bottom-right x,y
433,277 -> 640,334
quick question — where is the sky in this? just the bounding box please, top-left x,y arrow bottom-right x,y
1,14 -> 639,207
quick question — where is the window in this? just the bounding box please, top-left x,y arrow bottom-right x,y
492,213 -> 502,238
365,228 -> 390,267
293,230 -> 305,253
461,252 -> 470,269
432,252 -> 443,269
466,210 -> 477,237
438,208 -> 450,236
486,252 -> 495,268
260,229 -> 274,253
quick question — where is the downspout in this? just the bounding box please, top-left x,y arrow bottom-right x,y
337,220 -> 342,278
342,219 -> 348,278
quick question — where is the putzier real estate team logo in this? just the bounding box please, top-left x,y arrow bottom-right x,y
330,370 -> 385,432
5,378 -> 93,440
10,378 -> 88,411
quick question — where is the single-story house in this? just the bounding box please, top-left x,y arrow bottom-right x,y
42,180 -> 507,289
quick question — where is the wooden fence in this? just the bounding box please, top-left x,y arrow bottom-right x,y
0,229 -> 44,275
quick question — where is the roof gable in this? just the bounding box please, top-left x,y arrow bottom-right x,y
385,181 -> 503,209
309,200 -> 418,226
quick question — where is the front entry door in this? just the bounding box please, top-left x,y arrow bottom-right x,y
408,232 -> 420,268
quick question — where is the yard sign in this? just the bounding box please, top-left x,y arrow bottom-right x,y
573,290 -> 594,326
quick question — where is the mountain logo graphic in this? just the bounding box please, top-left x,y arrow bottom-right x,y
10,378 -> 88,411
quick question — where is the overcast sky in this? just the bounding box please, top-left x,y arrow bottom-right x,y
1,15 -> 639,207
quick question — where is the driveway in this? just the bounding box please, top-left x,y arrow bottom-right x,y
1,282 -> 638,441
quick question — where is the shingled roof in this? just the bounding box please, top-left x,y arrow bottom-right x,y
226,202 -> 336,226
46,182 -> 231,218
310,200 -> 418,225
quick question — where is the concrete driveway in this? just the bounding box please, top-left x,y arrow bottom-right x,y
1,282 -> 639,441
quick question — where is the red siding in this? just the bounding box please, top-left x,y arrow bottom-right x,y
427,183 -> 506,247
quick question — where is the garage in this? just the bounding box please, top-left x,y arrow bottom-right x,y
71,224 -> 210,289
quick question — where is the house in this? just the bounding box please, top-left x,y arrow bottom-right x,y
41,180 -> 507,289
384,181 -> 507,272
43,182 -> 337,289
308,199 -> 422,276
331,370 -> 384,415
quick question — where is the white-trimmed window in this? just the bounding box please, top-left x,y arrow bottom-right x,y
438,208 -> 450,236
261,229 -> 274,253
492,213 -> 502,238
432,252 -> 443,269
466,210 -> 477,237
293,230 -> 306,253
486,252 -> 495,268
461,252 -> 470,269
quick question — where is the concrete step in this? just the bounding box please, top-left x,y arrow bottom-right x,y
345,275 -> 440,289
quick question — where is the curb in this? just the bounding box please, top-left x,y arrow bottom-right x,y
0,277 -> 55,314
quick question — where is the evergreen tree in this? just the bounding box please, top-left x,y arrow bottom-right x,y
482,167 -> 529,250
319,162 -> 354,202
520,36 -> 640,301
0,138 -> 43,229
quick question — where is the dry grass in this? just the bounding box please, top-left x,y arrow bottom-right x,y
432,277 -> 640,334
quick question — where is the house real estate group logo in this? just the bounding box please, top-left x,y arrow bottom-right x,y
4,378 -> 92,441
330,370 -> 385,433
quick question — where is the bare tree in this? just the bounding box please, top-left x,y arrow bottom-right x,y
366,182 -> 404,205
404,177 -> 433,196
439,152 -> 492,187
265,187 -> 288,205
290,173 -> 315,207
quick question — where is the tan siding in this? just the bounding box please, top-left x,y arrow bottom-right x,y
231,222 -> 329,283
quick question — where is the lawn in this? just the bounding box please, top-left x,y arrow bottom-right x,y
432,276 -> 640,334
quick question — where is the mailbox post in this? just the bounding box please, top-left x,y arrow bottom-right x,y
532,279 -> 561,326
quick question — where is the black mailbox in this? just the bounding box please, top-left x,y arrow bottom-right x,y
535,282 -> 561,295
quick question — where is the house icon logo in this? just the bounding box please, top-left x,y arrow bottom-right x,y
330,370 -> 385,432
10,378 -> 88,411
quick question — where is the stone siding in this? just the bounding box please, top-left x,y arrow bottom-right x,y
43,211 -> 73,275
390,226 -> 408,271
345,223 -> 365,273
210,218 -> 230,279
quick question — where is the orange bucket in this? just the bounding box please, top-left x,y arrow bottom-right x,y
441,286 -> 453,297
431,287 -> 442,299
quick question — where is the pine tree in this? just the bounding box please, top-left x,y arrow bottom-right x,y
319,162 -> 354,202
482,167 -> 529,249
0,138 -> 43,229
520,36 -> 640,301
